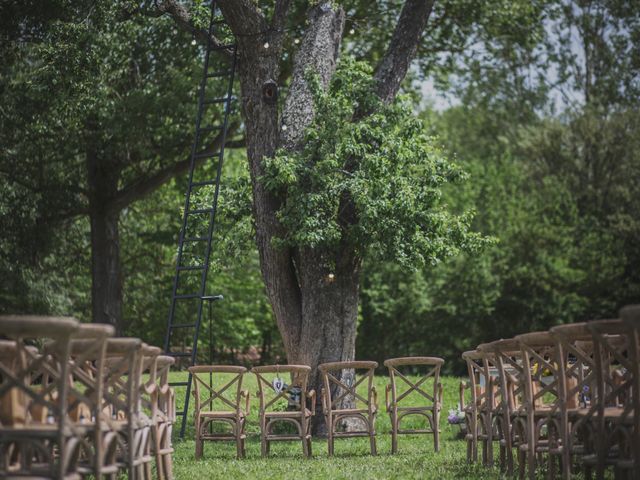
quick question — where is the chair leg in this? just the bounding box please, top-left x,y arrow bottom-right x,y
518,448 -> 527,480
327,416 -> 334,457
236,427 -> 244,460
391,411 -> 398,454
302,436 -> 309,458
434,412 -> 440,453
370,433 -> 377,456
306,437 -> 313,457
261,433 -> 267,458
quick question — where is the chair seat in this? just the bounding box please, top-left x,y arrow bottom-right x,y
265,409 -> 312,418
602,407 -> 634,421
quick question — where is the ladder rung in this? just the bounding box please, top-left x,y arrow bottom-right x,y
187,208 -> 213,215
169,381 -> 190,387
203,97 -> 229,105
175,411 -> 186,416
177,265 -> 206,271
193,152 -> 221,160
190,180 -> 216,187
206,70 -> 232,78
174,294 -> 201,300
170,323 -> 197,329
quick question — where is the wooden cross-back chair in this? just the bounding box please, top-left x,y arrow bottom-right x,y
187,365 -> 249,459
461,350 -> 502,469
586,317 -> 636,478
620,304 -> 640,479
68,323 -> 115,479
0,315 -> 79,479
152,356 -> 175,480
103,337 -> 151,480
384,357 -> 443,454
318,361 -> 378,456
138,345 -> 161,480
480,338 -> 527,478
252,365 -> 315,457
550,322 -> 599,479
515,331 -> 566,480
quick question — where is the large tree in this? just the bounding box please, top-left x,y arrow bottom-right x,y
150,0 -> 487,423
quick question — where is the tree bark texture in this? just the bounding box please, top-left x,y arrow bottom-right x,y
86,148 -> 123,333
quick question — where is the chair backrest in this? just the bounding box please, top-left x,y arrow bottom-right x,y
103,338 -> 144,423
586,318 -> 634,418
515,331 -> 561,415
155,356 -> 176,422
0,315 -> 79,477
480,338 -> 526,416
140,344 -> 162,416
384,357 -> 443,410
187,365 -> 247,415
462,350 -> 495,412
0,316 -> 78,426
550,322 -> 597,411
252,365 -> 311,413
319,361 -> 378,413
68,324 -> 114,425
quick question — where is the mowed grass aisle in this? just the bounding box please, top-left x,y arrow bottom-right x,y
168,373 -> 504,479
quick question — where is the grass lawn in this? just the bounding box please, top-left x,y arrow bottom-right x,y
167,373 -> 506,479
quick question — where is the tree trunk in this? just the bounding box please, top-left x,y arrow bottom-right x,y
86,147 -> 123,333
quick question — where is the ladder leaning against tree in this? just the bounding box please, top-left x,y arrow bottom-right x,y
163,0 -> 237,439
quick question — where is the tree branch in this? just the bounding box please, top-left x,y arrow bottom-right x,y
280,2 -> 345,150
108,124 -> 238,213
272,0 -> 291,32
374,0 -> 435,103
217,0 -> 267,37
153,0 -> 233,56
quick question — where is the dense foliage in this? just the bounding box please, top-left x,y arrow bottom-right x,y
264,59 -> 485,268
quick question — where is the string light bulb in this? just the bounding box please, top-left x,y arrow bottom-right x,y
349,28 -> 355,35
294,38 -> 300,45
191,39 -> 197,46
263,41 -> 270,49
281,124 -> 287,131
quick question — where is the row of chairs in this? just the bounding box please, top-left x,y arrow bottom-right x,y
0,315 -> 175,479
460,304 -> 640,479
189,357 -> 445,458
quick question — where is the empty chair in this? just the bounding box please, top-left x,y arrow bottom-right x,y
252,365 -> 315,457
461,350 -> 504,469
188,365 -> 249,459
549,322 -> 599,479
318,361 -> 378,456
479,339 -> 527,478
68,323 -> 116,479
586,317 -> 635,478
0,315 -> 79,479
384,357 -> 444,454
515,331 -> 564,480
103,338 -> 151,479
